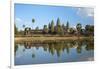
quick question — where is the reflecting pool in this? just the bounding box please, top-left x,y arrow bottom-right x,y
15,39 -> 94,65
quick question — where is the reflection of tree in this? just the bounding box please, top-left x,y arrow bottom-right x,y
85,40 -> 94,51
36,46 -> 39,50
77,46 -> 82,54
32,53 -> 35,58
23,48 -> 25,52
14,44 -> 18,55
76,40 -> 82,54
43,44 -> 48,52
31,47 -> 36,59
66,43 -> 70,54
24,42 -> 32,49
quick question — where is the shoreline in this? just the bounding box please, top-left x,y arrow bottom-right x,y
15,36 -> 93,42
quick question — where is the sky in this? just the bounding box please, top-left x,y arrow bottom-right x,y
15,3 -> 94,30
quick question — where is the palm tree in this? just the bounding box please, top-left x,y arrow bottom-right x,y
76,23 -> 82,38
32,18 -> 35,23
32,18 -> 35,29
22,24 -> 26,35
23,24 -> 25,28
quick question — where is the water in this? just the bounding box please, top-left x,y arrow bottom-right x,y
14,39 -> 94,65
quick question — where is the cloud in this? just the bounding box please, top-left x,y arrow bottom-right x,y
15,17 -> 22,22
77,8 -> 94,17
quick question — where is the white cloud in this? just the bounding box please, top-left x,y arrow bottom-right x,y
77,8 -> 94,17
15,17 -> 22,22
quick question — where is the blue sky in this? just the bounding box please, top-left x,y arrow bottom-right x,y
15,4 -> 94,30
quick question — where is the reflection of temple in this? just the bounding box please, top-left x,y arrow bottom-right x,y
15,40 -> 94,57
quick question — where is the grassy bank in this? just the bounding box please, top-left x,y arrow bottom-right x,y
15,36 -> 93,42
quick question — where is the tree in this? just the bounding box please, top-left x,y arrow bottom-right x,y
80,29 -> 85,35
85,25 -> 94,36
22,24 -> 26,30
24,27 -> 31,35
69,28 -> 75,34
51,20 -> 54,34
32,18 -> 35,29
14,24 -> 18,35
43,25 -> 48,34
22,24 -> 26,35
23,24 -> 25,28
32,18 -> 35,23
90,25 -> 94,36
76,23 -> 82,37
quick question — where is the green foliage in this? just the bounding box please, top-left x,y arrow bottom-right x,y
85,25 -> 94,36
15,24 -> 18,34
76,23 -> 82,32
32,18 -> 35,23
43,25 -> 48,34
31,18 -> 35,29
22,24 -> 25,28
76,23 -> 82,36
69,28 -> 75,34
